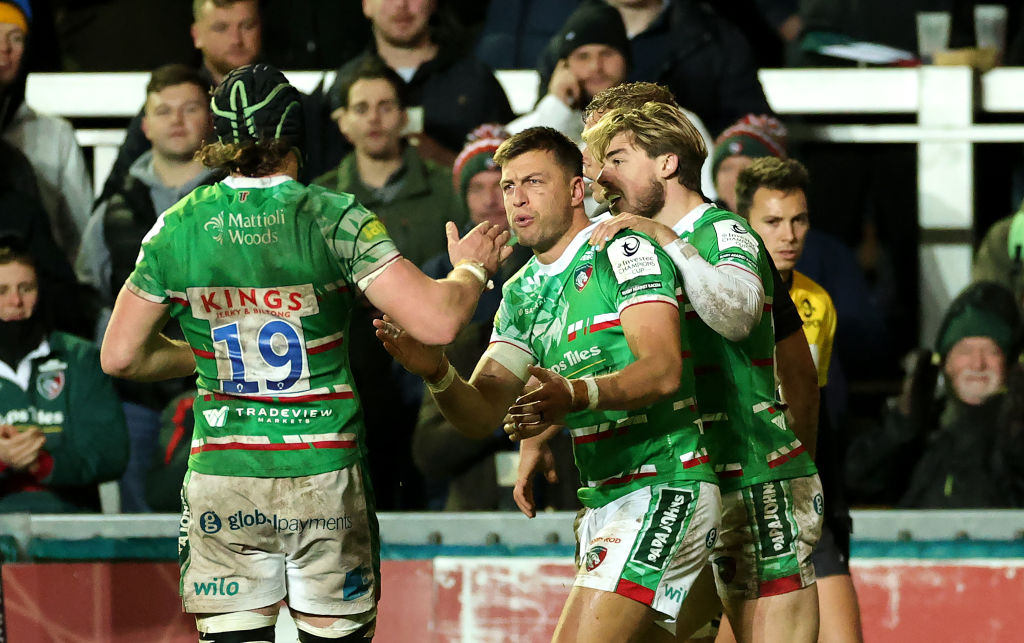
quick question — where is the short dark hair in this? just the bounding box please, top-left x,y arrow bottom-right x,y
735,157 -> 810,218
335,56 -> 407,111
193,0 -> 257,21
584,81 -> 678,124
146,63 -> 208,97
492,126 -> 582,179
0,234 -> 34,269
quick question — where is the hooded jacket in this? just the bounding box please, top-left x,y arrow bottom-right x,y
0,32 -> 92,259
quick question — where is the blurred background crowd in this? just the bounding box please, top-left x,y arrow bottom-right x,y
0,0 -> 1022,518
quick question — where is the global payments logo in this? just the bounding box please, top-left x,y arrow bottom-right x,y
199,511 -> 223,534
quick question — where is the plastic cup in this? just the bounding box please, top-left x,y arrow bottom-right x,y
917,12 -> 952,63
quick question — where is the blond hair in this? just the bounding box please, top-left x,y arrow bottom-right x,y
583,81 -> 678,124
583,102 -> 707,193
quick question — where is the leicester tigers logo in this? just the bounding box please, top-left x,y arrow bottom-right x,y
36,371 -> 65,400
584,545 -> 607,571
574,264 -> 593,291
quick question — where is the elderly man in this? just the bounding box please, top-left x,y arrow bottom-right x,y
899,282 -> 1022,508
848,281 -> 1023,509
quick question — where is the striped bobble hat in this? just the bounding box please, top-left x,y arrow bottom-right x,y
711,114 -> 788,179
452,124 -> 510,202
211,64 -> 304,148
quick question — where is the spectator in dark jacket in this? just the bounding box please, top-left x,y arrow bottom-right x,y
603,0 -> 771,136
77,64 -> 220,512
327,0 -> 514,168
847,282 -> 1024,508
0,236 -> 128,513
98,0 -> 262,201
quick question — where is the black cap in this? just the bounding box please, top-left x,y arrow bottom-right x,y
211,64 -> 304,148
555,1 -> 631,63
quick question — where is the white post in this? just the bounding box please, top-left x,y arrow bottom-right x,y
917,66 -> 974,345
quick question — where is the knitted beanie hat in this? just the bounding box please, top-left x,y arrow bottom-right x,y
711,114 -> 787,179
452,124 -> 510,203
936,281 -> 1020,359
555,1 -> 630,63
0,1 -> 30,32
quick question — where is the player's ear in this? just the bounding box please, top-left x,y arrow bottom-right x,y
658,153 -> 678,180
569,175 -> 586,206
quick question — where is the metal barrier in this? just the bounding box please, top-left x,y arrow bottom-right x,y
24,67 -> 1024,343
1,509 -> 1023,559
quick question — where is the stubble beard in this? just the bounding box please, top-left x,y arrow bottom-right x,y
627,178 -> 666,219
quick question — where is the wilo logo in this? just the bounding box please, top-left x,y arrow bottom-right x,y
203,406 -> 229,428
193,577 -> 240,596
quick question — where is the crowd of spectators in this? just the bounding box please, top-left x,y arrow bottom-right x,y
1,0 -> 1023,515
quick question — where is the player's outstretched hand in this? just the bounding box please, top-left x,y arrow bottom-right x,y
508,365 -> 578,431
513,437 -> 558,519
374,315 -> 445,378
447,221 -> 513,277
588,212 -> 677,251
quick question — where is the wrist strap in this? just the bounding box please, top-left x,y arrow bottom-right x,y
452,260 -> 488,287
562,374 -> 576,409
581,376 -> 599,410
426,360 -> 457,394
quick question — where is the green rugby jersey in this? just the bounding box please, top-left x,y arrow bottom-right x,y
672,204 -> 817,491
128,176 -> 400,478
488,223 -> 715,509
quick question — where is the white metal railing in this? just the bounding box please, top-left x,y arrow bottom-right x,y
2,510 -> 1022,556
23,67 -> 1024,344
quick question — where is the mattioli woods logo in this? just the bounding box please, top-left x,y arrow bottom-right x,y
204,209 -> 285,246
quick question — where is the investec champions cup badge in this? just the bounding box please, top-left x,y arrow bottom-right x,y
36,371 -> 65,400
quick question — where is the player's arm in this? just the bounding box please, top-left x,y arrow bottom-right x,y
589,213 -> 764,341
776,326 -> 818,459
509,300 -> 682,425
376,317 -> 526,438
363,221 -> 512,346
663,239 -> 764,341
100,285 -> 195,381
773,269 -> 819,458
514,426 -> 562,518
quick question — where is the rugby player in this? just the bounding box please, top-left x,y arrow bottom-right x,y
100,64 -> 510,643
377,126 -> 719,642
584,103 -> 822,643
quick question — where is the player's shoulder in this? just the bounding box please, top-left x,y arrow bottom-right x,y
501,256 -> 540,296
298,183 -> 365,217
791,271 -> 835,309
692,206 -> 762,256
599,229 -> 662,262
597,229 -> 672,284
